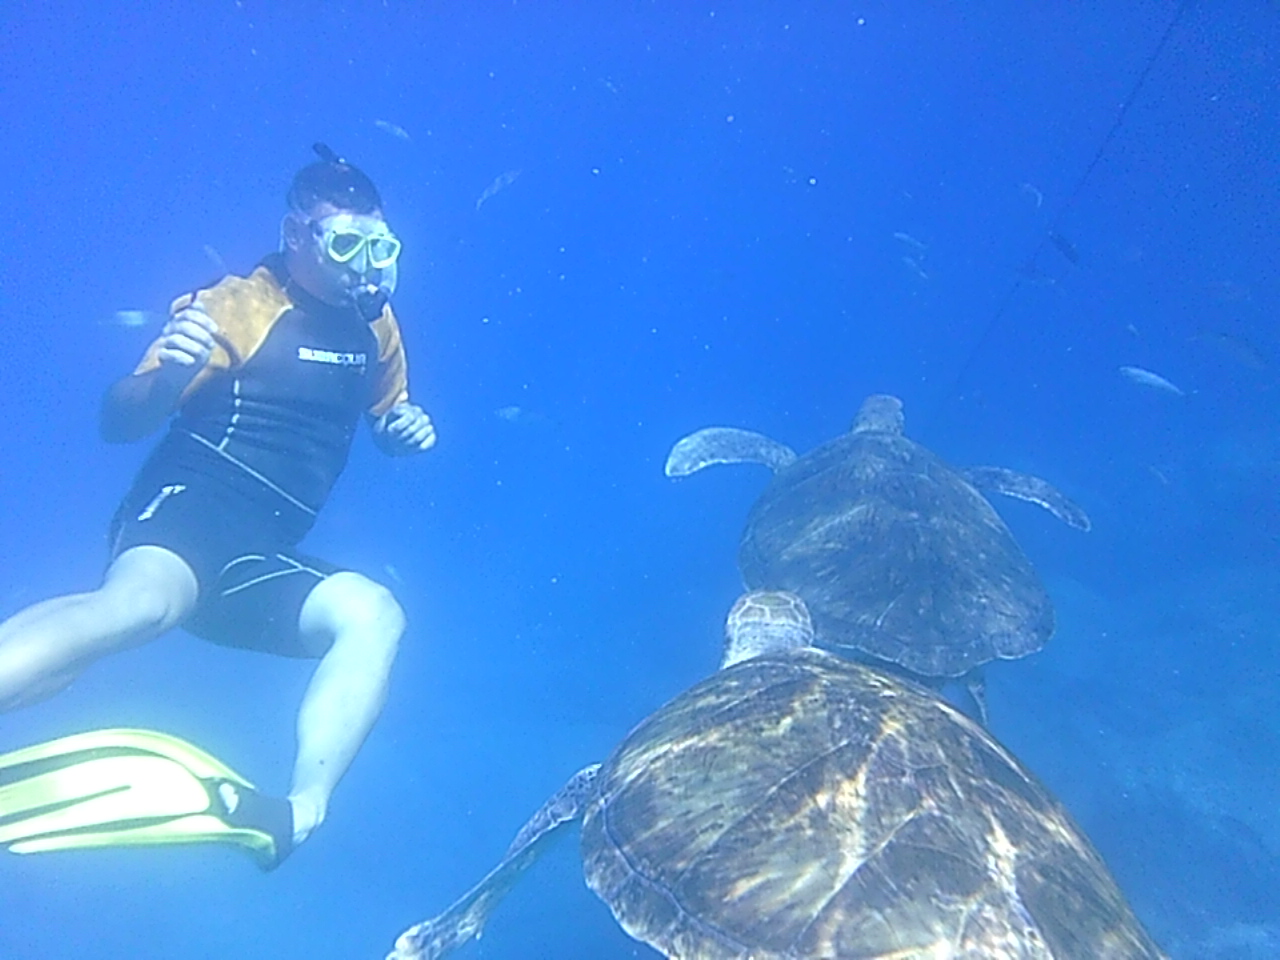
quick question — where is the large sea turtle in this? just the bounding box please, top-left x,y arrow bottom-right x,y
665,395 -> 1091,718
386,591 -> 1163,960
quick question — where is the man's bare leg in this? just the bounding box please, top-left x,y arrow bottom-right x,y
289,571 -> 404,845
0,546 -> 198,711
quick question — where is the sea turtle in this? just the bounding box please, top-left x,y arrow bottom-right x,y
665,394 -> 1091,719
386,591 -> 1163,960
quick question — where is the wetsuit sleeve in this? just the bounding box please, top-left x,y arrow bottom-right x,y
369,306 -> 411,417
130,267 -> 293,405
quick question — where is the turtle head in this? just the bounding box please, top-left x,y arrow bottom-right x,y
721,590 -> 814,668
851,394 -> 905,435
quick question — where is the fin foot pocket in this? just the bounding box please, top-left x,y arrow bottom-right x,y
0,728 -> 291,869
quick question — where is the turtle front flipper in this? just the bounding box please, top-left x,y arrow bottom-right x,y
386,764 -> 601,960
961,465 -> 1092,532
664,427 -> 797,477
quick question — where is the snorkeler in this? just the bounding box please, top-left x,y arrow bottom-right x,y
0,145 -> 435,869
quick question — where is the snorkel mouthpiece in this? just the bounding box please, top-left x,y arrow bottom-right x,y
353,256 -> 396,320
354,284 -> 388,321
355,275 -> 399,321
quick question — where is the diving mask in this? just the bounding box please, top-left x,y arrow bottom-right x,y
306,212 -> 400,316
311,213 -> 402,270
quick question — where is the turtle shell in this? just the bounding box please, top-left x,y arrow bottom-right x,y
737,427 -> 1053,678
580,649 -> 1163,960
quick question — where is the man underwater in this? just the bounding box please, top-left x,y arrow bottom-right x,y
0,145 -> 435,869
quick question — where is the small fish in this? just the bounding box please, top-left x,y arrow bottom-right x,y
1119,365 -> 1184,397
901,256 -> 929,281
892,231 -> 927,253
105,310 -> 159,328
1206,279 -> 1250,303
494,405 -> 548,425
1015,262 -> 1058,288
1048,231 -> 1080,265
476,169 -> 521,212
1019,182 -> 1044,208
202,244 -> 228,276
373,119 -> 411,142
1016,262 -> 1058,288
1190,331 -> 1269,372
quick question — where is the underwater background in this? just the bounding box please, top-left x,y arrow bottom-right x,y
1,1 -> 1277,957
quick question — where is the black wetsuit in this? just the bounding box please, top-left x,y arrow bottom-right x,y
109,255 -> 410,657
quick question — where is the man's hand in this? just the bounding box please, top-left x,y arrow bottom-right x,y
156,304 -> 220,380
373,403 -> 437,456
100,304 -> 223,444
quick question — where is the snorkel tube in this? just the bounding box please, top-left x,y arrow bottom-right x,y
288,143 -> 399,320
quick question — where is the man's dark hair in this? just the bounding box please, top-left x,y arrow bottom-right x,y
287,142 -> 383,214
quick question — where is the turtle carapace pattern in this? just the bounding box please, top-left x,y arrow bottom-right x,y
387,592 -> 1162,960
666,395 -> 1090,709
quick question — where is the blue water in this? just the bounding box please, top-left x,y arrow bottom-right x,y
1,1 -> 1277,957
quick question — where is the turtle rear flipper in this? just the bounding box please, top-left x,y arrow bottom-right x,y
664,427 -> 797,477
387,764 -> 601,960
962,465 -> 1092,532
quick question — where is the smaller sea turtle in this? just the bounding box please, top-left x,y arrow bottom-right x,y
386,591 -> 1163,960
666,395 -> 1090,719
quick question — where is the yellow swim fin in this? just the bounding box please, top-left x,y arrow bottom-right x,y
0,728 -> 293,870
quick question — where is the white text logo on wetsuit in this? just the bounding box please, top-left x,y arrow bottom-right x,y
298,347 -> 367,369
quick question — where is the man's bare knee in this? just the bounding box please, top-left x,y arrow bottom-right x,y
0,547 -> 196,707
299,573 -> 405,660
101,583 -> 185,638
99,546 -> 198,639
